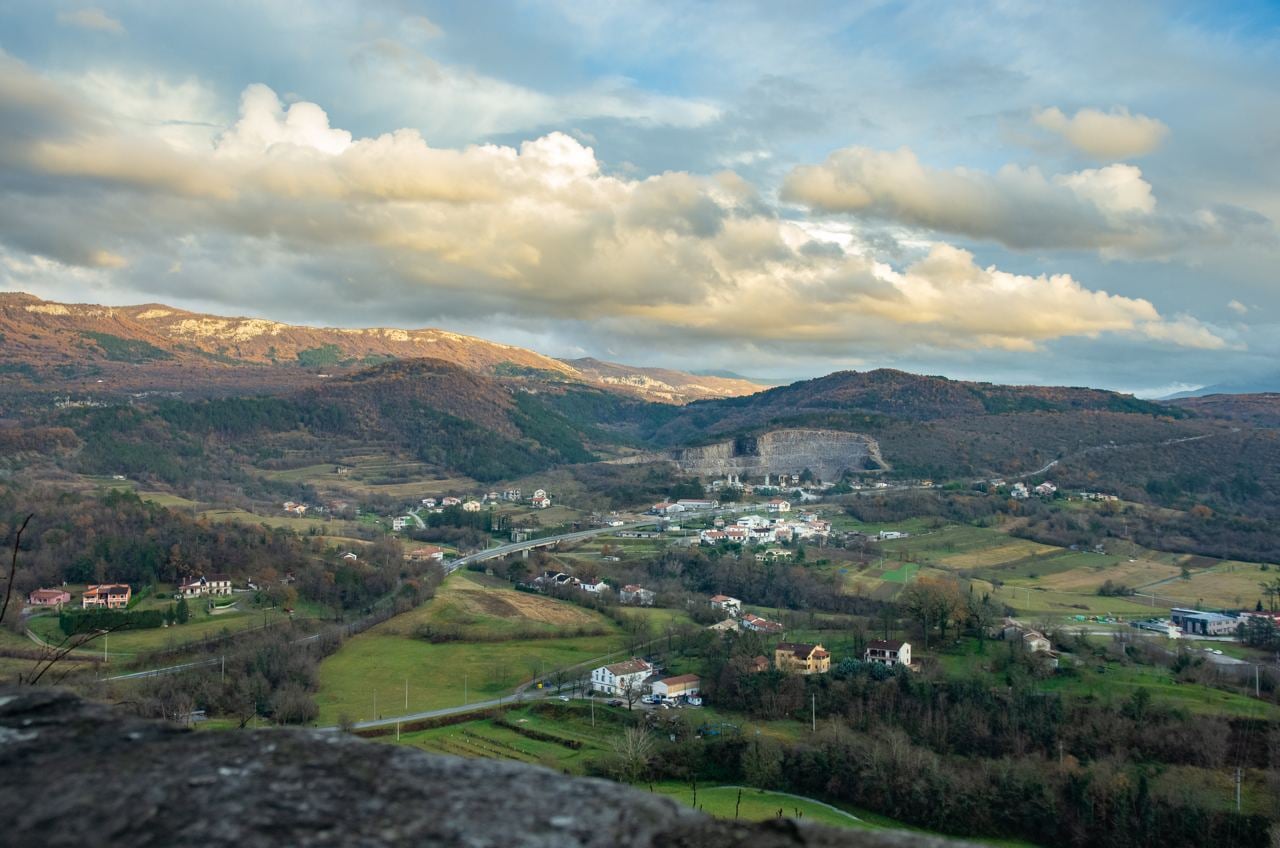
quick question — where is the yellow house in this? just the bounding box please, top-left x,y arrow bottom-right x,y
773,642 -> 831,675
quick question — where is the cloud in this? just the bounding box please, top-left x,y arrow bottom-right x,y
0,64 -> 1228,361
56,8 -> 125,35
1227,299 -> 1249,315
1033,106 -> 1168,159
781,145 -> 1164,252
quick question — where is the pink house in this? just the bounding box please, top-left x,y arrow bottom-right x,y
28,588 -> 71,607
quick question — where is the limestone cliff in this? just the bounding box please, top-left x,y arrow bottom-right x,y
615,428 -> 887,480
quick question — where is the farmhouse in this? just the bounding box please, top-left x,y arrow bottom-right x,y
707,618 -> 740,634
651,674 -> 701,700
753,548 -> 794,562
531,496 -> 551,509
774,642 -> 831,675
741,613 -> 784,635
82,584 -> 131,609
178,575 -> 233,599
462,501 -> 483,512
590,658 -> 654,697
767,498 -> 791,513
709,595 -> 742,616
441,497 -> 462,507
864,639 -> 911,667
620,585 -> 655,606
27,588 -> 70,607
405,546 -> 445,562
392,516 -> 413,530
650,502 -> 685,516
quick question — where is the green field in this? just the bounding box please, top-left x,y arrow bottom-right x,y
316,574 -> 640,724
651,783 -> 879,830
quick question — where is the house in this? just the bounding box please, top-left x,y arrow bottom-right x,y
532,489 -> 547,499
1009,483 -> 1029,500
709,595 -> 742,616
723,527 -> 749,543
754,548 -> 794,562
1034,481 -> 1058,497
877,530 -> 906,541
27,588 -> 71,607
651,674 -> 700,700
767,498 -> 791,513
741,613 -> 784,635
421,498 -> 438,508
699,530 -> 726,545
620,585 -> 655,606
177,574 -> 233,599
650,502 -> 685,516
341,551 -> 359,561
745,655 -> 770,674
462,500 -> 483,512
441,496 -> 462,507
590,657 -> 654,696
864,639 -> 911,667
578,578 -> 610,595
531,496 -> 551,509
405,546 -> 446,562
82,584 -> 131,609
774,642 -> 831,675
283,502 -> 307,515
1171,608 -> 1238,637
392,516 -> 412,530
676,499 -> 716,511
707,618 -> 740,634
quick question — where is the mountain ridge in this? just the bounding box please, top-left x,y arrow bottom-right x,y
0,292 -> 761,405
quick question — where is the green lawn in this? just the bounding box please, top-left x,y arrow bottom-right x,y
880,562 -> 920,583
650,783 -> 913,832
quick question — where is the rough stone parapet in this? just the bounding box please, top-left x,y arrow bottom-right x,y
0,688 -> 973,847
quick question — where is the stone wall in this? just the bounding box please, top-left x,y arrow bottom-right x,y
0,687 -> 972,848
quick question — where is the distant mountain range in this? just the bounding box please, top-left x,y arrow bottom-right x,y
0,292 -> 761,404
1161,376 -> 1280,399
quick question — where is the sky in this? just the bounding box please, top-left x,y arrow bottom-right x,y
0,1 -> 1277,396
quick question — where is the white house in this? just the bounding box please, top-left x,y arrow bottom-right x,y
620,585 -> 655,606
877,530 -> 906,541
442,496 -> 462,507
462,500 -> 483,512
421,498 -> 437,507
177,574 -> 232,599
1009,483 -> 1029,500
650,502 -> 685,516
590,658 -> 653,696
767,498 -> 791,513
710,594 -> 742,616
531,495 -> 551,509
532,489 -> 547,499
392,516 -> 412,530
676,499 -> 716,511
1034,481 -> 1058,497
578,578 -> 610,595
864,639 -> 911,667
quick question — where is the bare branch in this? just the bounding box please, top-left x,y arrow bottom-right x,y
0,513 -> 34,627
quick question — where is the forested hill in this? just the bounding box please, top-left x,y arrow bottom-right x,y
53,358 -> 603,483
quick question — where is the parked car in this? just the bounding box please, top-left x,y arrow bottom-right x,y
607,699 -> 624,707
558,695 -> 570,702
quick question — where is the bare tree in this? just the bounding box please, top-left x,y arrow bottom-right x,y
612,726 -> 654,783
621,677 -> 643,711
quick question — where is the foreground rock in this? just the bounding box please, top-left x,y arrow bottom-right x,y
0,688 -> 970,847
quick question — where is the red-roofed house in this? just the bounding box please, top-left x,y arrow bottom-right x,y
590,657 -> 654,696
82,584 -> 131,609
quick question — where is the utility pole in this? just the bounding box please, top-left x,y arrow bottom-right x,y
590,692 -> 595,728
396,721 -> 401,742
811,692 -> 816,732
464,673 -> 468,705
1255,664 -> 1261,698
1235,767 -> 1241,812
221,655 -> 225,685
405,677 -> 409,711
373,690 -> 377,721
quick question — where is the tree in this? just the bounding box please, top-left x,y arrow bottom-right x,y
612,726 -> 655,783
620,677 -> 643,711
175,596 -> 191,624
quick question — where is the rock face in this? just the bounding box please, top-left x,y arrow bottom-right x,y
0,687 -> 971,848
616,429 -> 886,480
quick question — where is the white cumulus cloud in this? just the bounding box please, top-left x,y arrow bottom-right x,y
1032,106 -> 1169,159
